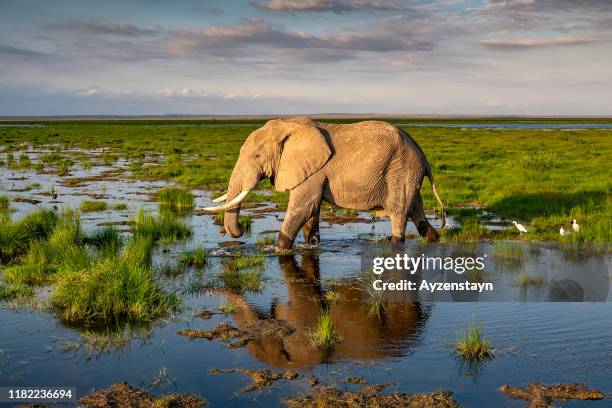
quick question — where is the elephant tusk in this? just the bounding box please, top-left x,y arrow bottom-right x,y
212,192 -> 227,203
203,190 -> 249,212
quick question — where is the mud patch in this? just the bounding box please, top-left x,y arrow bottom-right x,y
284,387 -> 461,408
210,368 -> 299,392
499,382 -> 605,407
79,382 -> 206,407
178,323 -> 248,347
196,309 -> 217,319
345,376 -> 366,385
12,197 -> 42,205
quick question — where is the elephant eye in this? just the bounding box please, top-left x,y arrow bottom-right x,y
254,154 -> 261,159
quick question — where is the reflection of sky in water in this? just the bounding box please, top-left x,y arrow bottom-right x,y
0,149 -> 611,407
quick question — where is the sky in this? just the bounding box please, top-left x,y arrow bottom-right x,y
1,0 -> 611,116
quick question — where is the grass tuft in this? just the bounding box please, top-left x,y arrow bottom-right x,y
180,247 -> 207,268
456,321 -> 492,361
158,187 -> 194,212
307,309 -> 340,351
52,239 -> 178,324
80,201 -> 108,212
0,208 -> 58,261
132,209 -> 192,244
86,227 -> 123,251
256,234 -> 276,246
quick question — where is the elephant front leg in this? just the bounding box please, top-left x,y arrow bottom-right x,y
278,185 -> 323,250
302,208 -> 320,245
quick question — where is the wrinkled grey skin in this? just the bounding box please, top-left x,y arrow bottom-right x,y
219,116 -> 445,249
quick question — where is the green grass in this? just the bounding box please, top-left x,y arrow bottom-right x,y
212,212 -> 254,231
225,252 -> 265,270
307,309 -> 341,351
0,122 -> 609,242
256,234 -> 276,245
112,203 -> 128,210
0,195 -> 9,211
0,282 -> 34,301
0,208 -> 58,261
238,215 -> 253,232
456,321 -> 492,360
218,300 -> 239,314
2,213 -> 88,285
52,245 -> 179,324
217,252 -> 265,293
132,209 -> 192,244
85,227 -> 123,251
158,187 -> 194,212
80,201 -> 108,212
179,247 -> 207,268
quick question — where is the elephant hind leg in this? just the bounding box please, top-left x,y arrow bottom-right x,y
409,193 -> 439,242
389,212 -> 408,242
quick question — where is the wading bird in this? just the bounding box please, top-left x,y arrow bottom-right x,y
560,226 -> 567,236
571,219 -> 580,232
512,221 -> 528,234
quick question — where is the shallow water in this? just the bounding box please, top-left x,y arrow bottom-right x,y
1,149 -> 611,407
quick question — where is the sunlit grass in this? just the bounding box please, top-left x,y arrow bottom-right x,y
132,209 -> 192,244
213,212 -> 254,232
80,201 -> 108,212
456,321 -> 492,361
308,309 -> 340,351
158,187 -> 194,212
52,239 -> 179,324
179,247 -> 207,268
0,122 -> 609,242
256,234 -> 276,245
0,208 -> 58,261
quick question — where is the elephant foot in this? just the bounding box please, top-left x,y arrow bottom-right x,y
417,221 -> 440,243
277,232 -> 295,250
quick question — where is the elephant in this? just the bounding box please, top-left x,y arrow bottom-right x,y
218,254 -> 427,369
204,117 -> 445,249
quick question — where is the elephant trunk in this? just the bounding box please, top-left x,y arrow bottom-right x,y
223,184 -> 244,238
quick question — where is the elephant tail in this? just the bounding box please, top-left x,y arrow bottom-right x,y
426,169 -> 446,228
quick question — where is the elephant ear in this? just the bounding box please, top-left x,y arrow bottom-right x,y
274,119 -> 332,191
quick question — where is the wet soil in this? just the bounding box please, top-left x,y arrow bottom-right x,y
178,323 -> 243,342
209,368 -> 299,392
195,309 -> 217,319
79,382 -> 206,407
284,386 -> 461,408
499,382 -> 605,407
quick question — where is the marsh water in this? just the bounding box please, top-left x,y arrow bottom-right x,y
1,147 -> 611,407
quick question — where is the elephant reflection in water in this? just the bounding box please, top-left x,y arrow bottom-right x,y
222,254 -> 428,370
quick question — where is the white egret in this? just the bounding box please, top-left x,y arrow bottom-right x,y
571,219 -> 580,232
560,227 -> 567,236
512,221 -> 528,234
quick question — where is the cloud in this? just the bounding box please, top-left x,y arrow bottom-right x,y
0,44 -> 47,57
254,0 -> 400,13
477,0 -> 612,14
79,87 -> 100,96
165,17 -> 433,62
46,20 -> 159,37
479,36 -> 604,49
